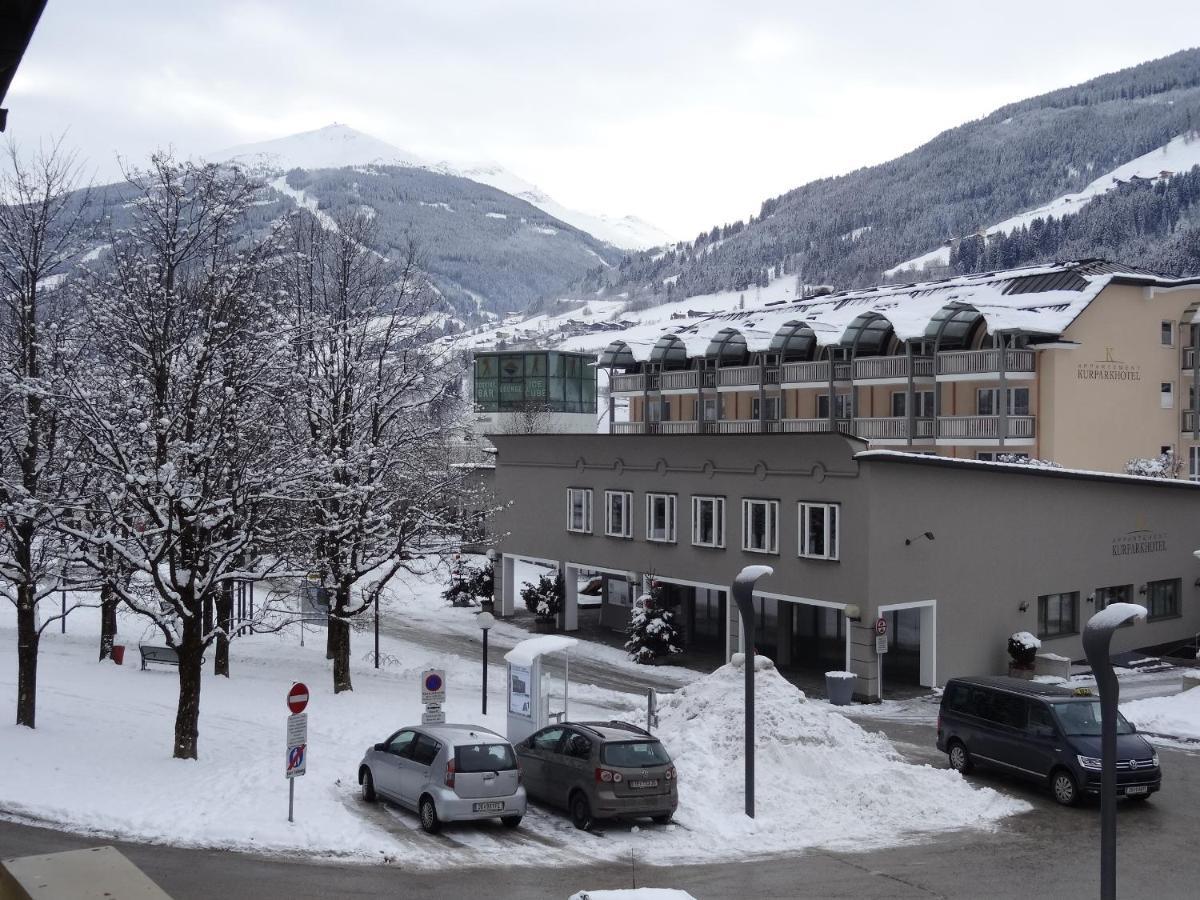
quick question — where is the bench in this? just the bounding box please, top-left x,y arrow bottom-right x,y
138,644 -> 205,670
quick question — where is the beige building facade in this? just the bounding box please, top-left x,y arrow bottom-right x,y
601,260 -> 1200,476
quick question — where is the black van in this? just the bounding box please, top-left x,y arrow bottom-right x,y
937,676 -> 1161,806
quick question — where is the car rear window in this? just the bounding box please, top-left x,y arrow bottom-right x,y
455,743 -> 517,772
600,741 -> 671,767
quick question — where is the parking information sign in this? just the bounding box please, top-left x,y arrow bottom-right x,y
421,704 -> 446,725
421,669 -> 446,705
286,712 -> 307,777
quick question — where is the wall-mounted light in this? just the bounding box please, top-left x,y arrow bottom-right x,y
1138,584 -> 1148,596
1086,593 -> 1096,604
1019,600 -> 1029,612
843,604 -> 862,621
904,531 -> 935,546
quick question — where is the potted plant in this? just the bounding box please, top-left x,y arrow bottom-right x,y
1008,631 -> 1041,677
521,571 -> 563,632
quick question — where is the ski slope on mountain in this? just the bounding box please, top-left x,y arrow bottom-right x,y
886,132 -> 1200,277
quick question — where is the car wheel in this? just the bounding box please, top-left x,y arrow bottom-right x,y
652,814 -> 672,825
947,740 -> 973,774
1050,769 -> 1079,806
419,795 -> 441,833
570,791 -> 593,831
501,815 -> 523,828
360,768 -> 376,803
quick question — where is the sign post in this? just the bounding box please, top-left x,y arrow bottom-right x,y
286,682 -> 309,823
421,669 -> 446,725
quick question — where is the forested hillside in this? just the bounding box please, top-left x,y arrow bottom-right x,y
577,48 -> 1200,309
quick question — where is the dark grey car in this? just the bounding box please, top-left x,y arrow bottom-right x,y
514,720 -> 678,829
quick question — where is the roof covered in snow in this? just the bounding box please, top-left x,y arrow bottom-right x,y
504,634 -> 579,666
594,260 -> 1199,364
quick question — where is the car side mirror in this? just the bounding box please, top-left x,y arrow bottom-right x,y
374,742 -> 385,752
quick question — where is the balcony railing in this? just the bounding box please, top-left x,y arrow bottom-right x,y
853,356 -> 934,381
937,415 -> 1036,440
716,365 -> 780,388
612,421 -> 645,434
711,419 -> 781,434
779,360 -> 853,386
610,373 -> 645,393
779,418 -> 834,433
659,370 -> 697,391
936,349 -> 1036,378
657,420 -> 700,434
852,417 -> 935,440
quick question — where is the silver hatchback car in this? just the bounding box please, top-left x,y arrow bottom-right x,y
358,723 -> 527,833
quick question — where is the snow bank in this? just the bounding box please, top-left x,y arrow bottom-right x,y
654,663 -> 1028,852
570,891 -> 695,900
1122,688 -> 1200,740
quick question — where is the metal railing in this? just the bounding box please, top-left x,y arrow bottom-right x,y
853,356 -> 934,381
780,360 -> 829,385
851,417 -> 935,439
717,366 -> 764,388
711,420 -> 780,434
659,370 -> 698,391
657,420 -> 700,434
779,418 -> 834,433
937,415 -> 1036,440
612,421 -> 645,434
936,349 -> 1036,377
610,373 -> 645,393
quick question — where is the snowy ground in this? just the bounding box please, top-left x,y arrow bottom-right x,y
1122,684 -> 1200,743
1,568 -> 1029,869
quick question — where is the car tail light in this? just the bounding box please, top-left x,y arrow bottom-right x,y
594,767 -> 623,783
665,765 -> 676,781
445,760 -> 456,788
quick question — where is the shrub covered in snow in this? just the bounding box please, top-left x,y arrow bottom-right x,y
1124,451 -> 1181,478
521,571 -> 563,623
1008,631 -> 1042,668
996,454 -> 1062,468
625,583 -> 683,664
442,559 -> 494,608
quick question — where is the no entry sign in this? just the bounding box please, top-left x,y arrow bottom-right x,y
875,617 -> 888,636
287,682 -> 309,714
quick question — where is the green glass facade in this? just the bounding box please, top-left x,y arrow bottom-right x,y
473,351 -> 597,414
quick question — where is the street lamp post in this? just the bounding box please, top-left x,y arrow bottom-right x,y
730,564 -> 773,819
1082,601 -> 1147,900
478,611 -> 496,715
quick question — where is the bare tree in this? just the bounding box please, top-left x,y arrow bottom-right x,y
281,210 -> 466,693
66,155 -> 295,758
0,139 -> 92,728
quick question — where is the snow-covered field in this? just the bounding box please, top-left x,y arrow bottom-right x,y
1,569 -> 1028,869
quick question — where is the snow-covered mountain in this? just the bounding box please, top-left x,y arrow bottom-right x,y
885,132 -> 1200,277
455,162 -> 672,250
207,124 -> 669,250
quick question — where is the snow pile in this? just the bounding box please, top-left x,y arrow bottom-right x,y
570,891 -> 695,900
1011,632 -> 1042,651
1122,687 -> 1200,740
654,662 -> 1027,852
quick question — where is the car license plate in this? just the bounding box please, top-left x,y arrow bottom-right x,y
1124,785 -> 1149,796
472,801 -> 504,811
629,779 -> 658,789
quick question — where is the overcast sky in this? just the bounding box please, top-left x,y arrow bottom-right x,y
8,1 -> 1200,239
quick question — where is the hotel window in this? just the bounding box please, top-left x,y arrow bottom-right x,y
1037,591 -> 1079,638
566,488 -> 592,534
741,499 -> 779,554
646,493 -> 677,543
1146,578 -> 1181,620
691,496 -> 726,548
1161,382 -> 1174,409
1094,585 -> 1134,626
817,393 -> 852,419
1162,320 -> 1175,347
604,490 -> 632,538
891,390 -> 934,417
702,397 -> 718,421
977,387 -> 1029,416
798,501 -> 839,560
751,396 -> 780,420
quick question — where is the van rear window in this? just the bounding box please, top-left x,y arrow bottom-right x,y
601,741 -> 671,767
455,743 -> 517,772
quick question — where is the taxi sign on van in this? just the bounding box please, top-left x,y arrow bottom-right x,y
1072,687 -> 1093,697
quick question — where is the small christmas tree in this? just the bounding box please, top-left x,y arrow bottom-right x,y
625,581 -> 684,664
521,571 -> 563,624
441,556 -> 496,608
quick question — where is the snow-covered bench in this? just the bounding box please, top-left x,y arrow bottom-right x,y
138,644 -> 203,670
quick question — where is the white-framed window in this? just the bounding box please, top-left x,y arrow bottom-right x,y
798,501 -> 840,560
741,499 -> 779,554
1162,320 -> 1175,347
751,396 -> 780,421
604,490 -> 632,538
566,488 -> 592,533
817,392 -> 852,419
646,493 -> 677,543
691,496 -> 725,548
1161,382 -> 1174,409
977,387 -> 1029,416
702,397 -> 718,421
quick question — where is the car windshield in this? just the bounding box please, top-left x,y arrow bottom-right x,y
455,742 -> 517,772
600,740 -> 671,767
1051,700 -> 1135,736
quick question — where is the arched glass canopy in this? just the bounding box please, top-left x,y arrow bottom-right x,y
768,320 -> 818,362
650,334 -> 689,368
598,340 -> 636,368
924,303 -> 985,350
706,327 -> 748,363
840,313 -> 897,355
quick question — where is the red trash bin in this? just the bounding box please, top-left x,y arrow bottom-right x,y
111,645 -> 125,665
